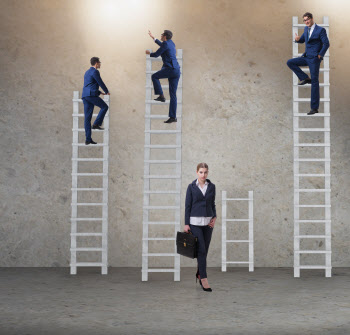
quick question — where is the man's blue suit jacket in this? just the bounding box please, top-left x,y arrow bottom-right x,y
150,39 -> 180,69
296,24 -> 330,59
82,67 -> 109,98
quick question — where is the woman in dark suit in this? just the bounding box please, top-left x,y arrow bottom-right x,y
184,163 -> 216,292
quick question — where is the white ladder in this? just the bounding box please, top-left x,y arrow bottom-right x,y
142,50 -> 183,281
222,191 -> 254,272
292,16 -> 331,277
70,91 -> 109,275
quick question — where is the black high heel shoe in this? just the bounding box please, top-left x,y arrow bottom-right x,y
199,279 -> 212,292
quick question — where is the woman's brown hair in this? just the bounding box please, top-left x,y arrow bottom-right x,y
196,162 -> 208,172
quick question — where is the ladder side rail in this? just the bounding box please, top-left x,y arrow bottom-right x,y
70,91 -> 80,275
323,16 -> 332,277
142,54 -> 153,281
174,49 -> 183,281
101,95 -> 110,275
248,191 -> 254,272
221,191 -> 227,272
292,16 -> 301,277
177,49 -> 183,109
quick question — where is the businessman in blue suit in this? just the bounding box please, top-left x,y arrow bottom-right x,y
287,12 -> 330,115
146,30 -> 181,123
82,57 -> 110,145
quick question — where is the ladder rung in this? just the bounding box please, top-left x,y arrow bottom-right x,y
296,205 -> 331,208
144,190 -> 180,194
72,173 -> 107,176
145,115 -> 182,119
72,203 -> 107,206
144,175 -> 181,179
294,128 -> 330,132
294,98 -> 330,102
72,128 -> 106,132
223,198 -> 249,201
146,70 -> 183,75
145,269 -> 177,273
296,250 -> 331,254
293,114 -> 330,117
71,248 -> 103,251
148,56 -> 182,61
226,240 -> 250,243
295,174 -> 331,177
73,262 -> 104,267
143,206 -> 180,210
294,143 -> 330,147
71,218 -> 105,221
72,158 -> 107,161
295,189 -> 331,192
296,53 -> 329,58
295,159 -> 330,162
71,233 -> 103,236
298,68 -> 330,73
71,188 -> 105,191
225,261 -> 252,264
72,113 -> 101,117
296,220 -> 331,223
145,130 -> 181,134
72,143 -> 108,147
144,221 -> 177,225
293,24 -> 329,27
145,85 -> 183,89
144,160 -> 181,164
142,253 -> 177,256
142,238 -> 175,241
145,100 -> 183,105
294,83 -> 330,87
225,219 -> 249,222
299,265 -> 332,269
144,145 -> 181,149
295,235 -> 331,239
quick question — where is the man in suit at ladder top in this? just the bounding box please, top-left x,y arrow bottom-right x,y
287,12 -> 330,115
82,57 -> 110,145
146,30 -> 181,124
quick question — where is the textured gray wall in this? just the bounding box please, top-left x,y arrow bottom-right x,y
1,0 -> 349,267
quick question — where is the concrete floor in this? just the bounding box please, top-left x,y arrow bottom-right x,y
1,268 -> 350,335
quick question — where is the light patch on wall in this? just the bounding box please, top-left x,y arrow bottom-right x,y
84,0 -> 147,28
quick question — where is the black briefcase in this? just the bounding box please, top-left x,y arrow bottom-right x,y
176,231 -> 198,259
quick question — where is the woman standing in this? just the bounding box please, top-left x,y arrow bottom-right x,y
184,163 -> 216,292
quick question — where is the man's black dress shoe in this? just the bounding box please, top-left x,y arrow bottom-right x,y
164,117 -> 177,123
307,109 -> 319,115
85,139 -> 97,145
92,125 -> 104,130
154,95 -> 166,102
298,78 -> 312,85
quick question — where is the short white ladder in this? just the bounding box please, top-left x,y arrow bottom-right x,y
70,91 -> 109,275
292,16 -> 331,277
142,49 -> 183,281
222,191 -> 254,272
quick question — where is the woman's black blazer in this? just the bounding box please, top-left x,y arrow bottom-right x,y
185,179 -> 217,226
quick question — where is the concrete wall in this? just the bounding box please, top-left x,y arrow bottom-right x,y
1,0 -> 349,267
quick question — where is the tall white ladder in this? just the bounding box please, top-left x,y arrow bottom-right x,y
70,91 -> 109,275
222,191 -> 254,272
142,50 -> 183,281
292,16 -> 331,277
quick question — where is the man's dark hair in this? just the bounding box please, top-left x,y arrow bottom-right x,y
90,57 -> 100,66
163,30 -> 173,40
303,12 -> 313,19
